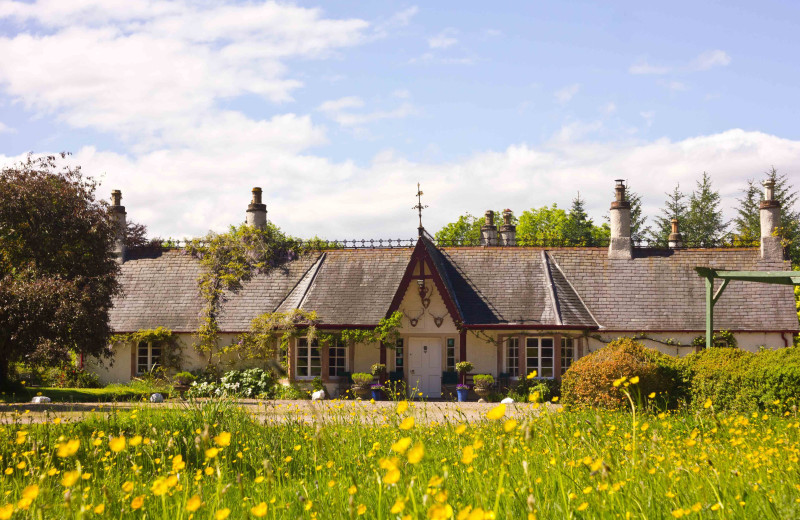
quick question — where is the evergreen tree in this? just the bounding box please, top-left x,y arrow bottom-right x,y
563,193 -> 594,246
650,184 -> 688,247
685,172 -> 726,246
627,188 -> 650,243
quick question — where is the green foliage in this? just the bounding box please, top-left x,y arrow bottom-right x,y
185,223 -> 304,357
338,311 -> 403,345
685,172 -> 727,245
517,204 -> 568,245
112,327 -> 183,372
370,363 -> 386,376
50,365 -> 101,389
691,329 -> 737,349
0,154 -> 121,385
507,377 -> 560,403
188,368 -> 278,398
472,374 -> 494,387
227,309 -> 319,371
434,213 -> 482,245
683,346 -> 800,412
455,361 -> 474,374
562,193 -> 594,246
351,373 -> 373,387
651,184 -> 689,247
173,371 -> 196,386
561,338 -> 687,409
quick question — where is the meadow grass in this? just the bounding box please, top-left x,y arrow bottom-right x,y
1,397 -> 799,519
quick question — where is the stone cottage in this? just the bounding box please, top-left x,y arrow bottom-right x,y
91,181 -> 799,397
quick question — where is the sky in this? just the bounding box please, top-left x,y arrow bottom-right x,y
1,0 -> 800,240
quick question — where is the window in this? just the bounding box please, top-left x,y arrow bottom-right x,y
561,337 -> 574,375
328,337 -> 347,377
525,337 -> 554,378
296,337 -> 321,378
395,338 -> 404,371
137,341 -> 162,375
446,338 -> 456,371
505,337 -> 519,377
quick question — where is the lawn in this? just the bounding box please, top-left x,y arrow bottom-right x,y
0,385 -> 171,404
1,398 -> 798,519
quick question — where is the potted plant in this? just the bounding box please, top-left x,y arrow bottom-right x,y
472,374 -> 494,399
173,371 -> 196,398
351,373 -> 373,400
456,383 -> 470,402
370,383 -> 384,401
455,361 -> 474,385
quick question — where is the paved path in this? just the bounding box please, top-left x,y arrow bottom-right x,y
0,399 -> 558,425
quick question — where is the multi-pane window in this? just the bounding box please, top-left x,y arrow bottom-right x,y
328,337 -> 347,377
296,337 -> 321,378
137,341 -> 162,375
505,337 -> 519,377
525,337 -> 555,378
395,338 -> 404,371
446,338 -> 456,371
561,337 -> 574,375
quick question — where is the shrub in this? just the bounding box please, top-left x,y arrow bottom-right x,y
683,346 -> 800,412
455,361 -> 474,374
508,378 -> 560,403
173,371 -> 196,386
52,365 -> 101,389
370,364 -> 387,376
219,368 -> 276,398
561,338 -> 686,409
351,373 -> 373,387
473,374 -> 494,387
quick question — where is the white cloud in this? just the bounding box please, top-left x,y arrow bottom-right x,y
600,102 -> 617,115
0,121 -> 14,133
428,28 -> 458,49
318,96 -> 417,127
629,60 -> 670,75
658,80 -> 688,92
554,83 -> 580,104
693,49 -> 731,70
392,89 -> 411,99
640,111 -> 655,127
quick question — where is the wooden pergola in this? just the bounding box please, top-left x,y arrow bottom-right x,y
695,267 -> 800,349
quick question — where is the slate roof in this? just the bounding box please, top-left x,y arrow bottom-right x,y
110,241 -> 798,333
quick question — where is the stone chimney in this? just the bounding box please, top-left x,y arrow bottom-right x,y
480,210 -> 497,246
110,189 -> 126,264
668,218 -> 684,249
760,179 -> 783,260
608,179 -> 632,259
499,209 -> 516,246
246,187 -> 267,230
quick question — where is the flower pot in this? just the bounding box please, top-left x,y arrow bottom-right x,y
457,388 -> 468,402
371,388 -> 384,401
173,384 -> 189,399
474,386 -> 491,399
352,385 -> 371,400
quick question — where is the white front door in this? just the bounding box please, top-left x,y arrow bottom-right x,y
408,338 -> 442,398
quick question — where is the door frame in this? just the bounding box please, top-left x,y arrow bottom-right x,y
407,337 -> 443,398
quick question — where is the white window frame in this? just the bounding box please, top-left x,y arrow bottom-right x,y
446,337 -> 456,371
295,337 -> 321,379
525,336 -> 555,379
327,337 -> 348,378
395,338 -> 404,372
136,341 -> 162,375
504,337 -> 520,377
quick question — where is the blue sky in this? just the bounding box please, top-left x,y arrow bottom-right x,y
1,0 -> 799,239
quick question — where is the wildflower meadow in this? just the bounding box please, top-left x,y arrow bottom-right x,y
1,392 -> 799,519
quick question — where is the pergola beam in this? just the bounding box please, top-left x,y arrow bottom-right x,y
695,267 -> 800,349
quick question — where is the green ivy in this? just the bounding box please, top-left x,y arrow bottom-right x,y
111,327 -> 183,371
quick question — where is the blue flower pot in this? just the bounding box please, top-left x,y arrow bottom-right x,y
457,388 -> 468,402
371,388 -> 383,401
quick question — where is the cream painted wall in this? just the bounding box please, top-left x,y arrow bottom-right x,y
353,341 -> 381,374
585,331 -> 790,358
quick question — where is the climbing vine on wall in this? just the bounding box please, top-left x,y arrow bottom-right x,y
185,223 -> 303,360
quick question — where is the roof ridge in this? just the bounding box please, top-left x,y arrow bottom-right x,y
546,252 -> 601,328
541,251 -> 563,326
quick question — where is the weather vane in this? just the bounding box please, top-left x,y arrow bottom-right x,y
412,182 -> 428,230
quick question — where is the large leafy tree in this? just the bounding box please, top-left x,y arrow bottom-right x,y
650,184 -> 689,247
685,172 -> 727,246
434,210 -> 516,245
0,154 -> 120,386
517,204 -> 568,245
734,167 -> 800,266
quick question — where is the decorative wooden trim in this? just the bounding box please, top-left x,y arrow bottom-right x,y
130,343 -> 136,379
553,334 -> 562,381
321,339 -> 330,384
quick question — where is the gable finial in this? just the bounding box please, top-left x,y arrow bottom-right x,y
413,182 -> 428,235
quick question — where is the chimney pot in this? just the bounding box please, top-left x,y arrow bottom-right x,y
246,186 -> 267,230
668,218 -> 684,249
110,189 -> 126,263
499,209 -> 516,246
608,180 -> 632,259
480,210 -> 498,246
759,178 -> 782,260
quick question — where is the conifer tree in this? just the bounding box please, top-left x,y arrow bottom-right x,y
685,172 -> 726,246
563,193 -> 594,246
650,184 -> 688,247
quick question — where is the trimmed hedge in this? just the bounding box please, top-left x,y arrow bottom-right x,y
561,338 -> 686,409
683,346 -> 800,412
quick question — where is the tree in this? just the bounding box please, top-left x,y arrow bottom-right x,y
124,220 -> 163,249
685,172 -> 726,246
434,210 -> 516,245
651,184 -> 688,247
734,167 -> 800,266
0,154 -> 120,386
627,188 -> 650,243
517,204 -> 568,245
562,193 -> 594,246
